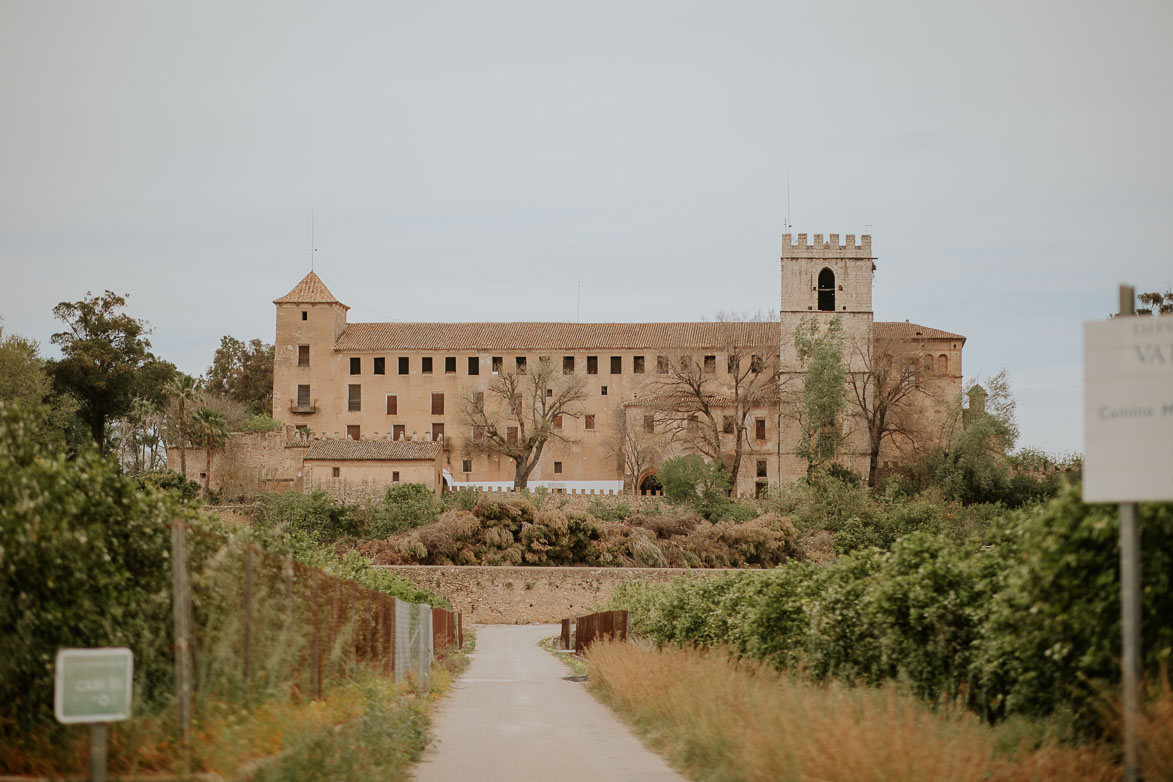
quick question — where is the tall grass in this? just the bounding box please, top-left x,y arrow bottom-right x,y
587,641 -> 1121,782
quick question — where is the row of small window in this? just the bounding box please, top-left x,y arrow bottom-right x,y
635,414 -> 769,439
298,351 -> 773,376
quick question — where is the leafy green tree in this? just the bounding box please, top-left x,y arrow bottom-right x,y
190,406 -> 229,491
0,325 -> 76,449
49,291 -> 166,453
932,371 -> 1019,503
205,336 -> 275,416
659,454 -> 732,519
787,315 -> 847,475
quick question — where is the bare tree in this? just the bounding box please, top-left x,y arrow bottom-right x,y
645,339 -> 781,488
610,406 -> 663,495
461,358 -> 588,489
846,332 -> 924,487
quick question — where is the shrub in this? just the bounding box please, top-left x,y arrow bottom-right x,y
241,413 -> 282,432
370,483 -> 440,537
255,490 -> 359,544
660,455 -> 732,519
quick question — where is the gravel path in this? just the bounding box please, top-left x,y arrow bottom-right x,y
410,623 -> 686,782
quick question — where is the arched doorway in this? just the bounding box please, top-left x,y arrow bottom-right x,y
818,267 -> 836,311
638,472 -> 662,496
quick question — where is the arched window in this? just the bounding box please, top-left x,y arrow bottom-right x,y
937,354 -> 949,375
923,353 -> 935,375
817,268 -> 836,311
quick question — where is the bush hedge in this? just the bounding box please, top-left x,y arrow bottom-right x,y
610,484 -> 1173,733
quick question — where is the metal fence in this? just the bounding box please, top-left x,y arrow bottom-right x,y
570,610 -> 629,655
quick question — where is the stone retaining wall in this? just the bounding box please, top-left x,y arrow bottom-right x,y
377,564 -> 743,624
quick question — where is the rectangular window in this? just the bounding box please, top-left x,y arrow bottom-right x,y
751,354 -> 763,373
538,356 -> 551,368
755,418 -> 766,440
644,415 -> 655,433
462,458 -> 472,473
704,355 -> 716,373
386,394 -> 397,415
554,461 -> 562,474
422,356 -> 433,374
633,355 -> 645,374
563,356 -> 575,374
431,393 -> 445,415
584,414 -> 595,430
680,355 -> 690,372
601,385 -> 608,396
723,415 -> 734,434
398,356 -> 409,375
755,482 -> 767,499
492,356 -> 503,374
373,357 -> 385,375
586,356 -> 598,374
445,356 -> 456,374
346,424 -> 360,441
474,391 -> 484,411
507,426 -> 518,443
298,345 -> 310,367
757,459 -> 768,478
472,425 -> 484,442
350,357 -> 361,375
348,384 -> 361,412
546,388 -> 553,398
610,356 -> 622,374
393,424 -> 405,441
516,356 -> 527,374
728,354 -> 738,373
297,384 -> 310,409
468,356 -> 480,375
392,471 -> 400,482
553,414 -> 563,429
332,466 -> 340,478
432,423 -> 444,440
301,310 -> 307,321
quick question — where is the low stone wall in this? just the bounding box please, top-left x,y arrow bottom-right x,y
377,564 -> 742,624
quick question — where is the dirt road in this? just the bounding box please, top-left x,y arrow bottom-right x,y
410,623 -> 686,782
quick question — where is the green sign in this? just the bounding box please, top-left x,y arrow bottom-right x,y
54,648 -> 133,724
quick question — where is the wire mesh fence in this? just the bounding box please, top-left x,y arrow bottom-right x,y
174,520 -> 460,754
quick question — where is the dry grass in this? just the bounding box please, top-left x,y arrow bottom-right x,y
586,641 -> 1122,782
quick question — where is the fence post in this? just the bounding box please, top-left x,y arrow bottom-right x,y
457,612 -> 463,651
311,571 -> 321,699
243,545 -> 253,692
170,519 -> 193,773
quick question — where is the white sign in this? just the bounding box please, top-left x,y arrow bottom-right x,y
54,648 -> 134,724
1083,317 -> 1173,502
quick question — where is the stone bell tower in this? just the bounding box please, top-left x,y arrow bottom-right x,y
778,233 -> 876,480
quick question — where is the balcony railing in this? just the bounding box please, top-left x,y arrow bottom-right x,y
290,399 -> 318,414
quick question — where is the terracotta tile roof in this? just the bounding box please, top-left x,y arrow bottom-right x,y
273,271 -> 349,309
304,439 -> 440,461
874,321 -> 965,341
334,321 -> 780,352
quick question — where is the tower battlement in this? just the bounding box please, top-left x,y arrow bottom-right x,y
782,233 -> 872,256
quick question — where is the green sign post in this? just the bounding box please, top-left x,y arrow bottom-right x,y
55,648 -> 133,782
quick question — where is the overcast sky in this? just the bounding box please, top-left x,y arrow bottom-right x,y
2,0 -> 1170,456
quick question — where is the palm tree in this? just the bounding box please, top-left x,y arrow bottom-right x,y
190,407 -> 228,493
167,373 -> 201,480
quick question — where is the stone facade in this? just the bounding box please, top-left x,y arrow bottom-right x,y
379,564 -> 742,624
242,231 -> 964,496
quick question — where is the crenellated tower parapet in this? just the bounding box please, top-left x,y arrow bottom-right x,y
781,232 -> 872,256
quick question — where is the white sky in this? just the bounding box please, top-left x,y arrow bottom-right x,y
2,0 -> 1171,456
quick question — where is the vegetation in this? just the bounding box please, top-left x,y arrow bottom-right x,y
205,335 -> 275,417
358,493 -> 799,568
587,641 -> 1125,782
608,484 -> 1173,736
49,290 -> 175,453
786,315 -> 848,474
0,403 -> 445,772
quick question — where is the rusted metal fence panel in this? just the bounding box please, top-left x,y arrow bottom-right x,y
573,610 -> 629,654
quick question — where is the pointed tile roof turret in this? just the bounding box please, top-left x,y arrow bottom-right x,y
273,271 -> 349,309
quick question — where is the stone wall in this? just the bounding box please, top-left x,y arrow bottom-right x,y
378,564 -> 742,624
